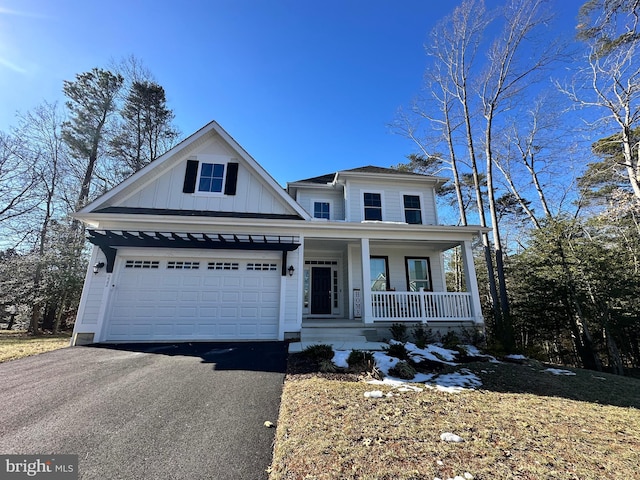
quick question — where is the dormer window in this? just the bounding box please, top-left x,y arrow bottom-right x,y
313,201 -> 330,219
363,193 -> 382,221
198,163 -> 225,193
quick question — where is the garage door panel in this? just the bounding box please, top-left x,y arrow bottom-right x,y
242,292 -> 259,303
223,277 -> 241,287
220,306 -> 239,318
182,276 -> 202,288
106,256 -> 281,341
242,277 -> 261,288
179,291 -> 199,302
221,292 -> 239,302
241,307 -> 258,317
262,277 -> 281,288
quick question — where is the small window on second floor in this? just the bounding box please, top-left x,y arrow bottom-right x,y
313,201 -> 330,219
198,163 -> 225,193
364,193 -> 382,221
403,195 -> 422,224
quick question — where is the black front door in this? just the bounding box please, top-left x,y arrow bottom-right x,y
311,267 -> 332,314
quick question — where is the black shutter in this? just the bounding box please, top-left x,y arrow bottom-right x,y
224,162 -> 239,195
183,160 -> 199,193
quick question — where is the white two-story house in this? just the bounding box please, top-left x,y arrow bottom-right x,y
71,121 -> 486,346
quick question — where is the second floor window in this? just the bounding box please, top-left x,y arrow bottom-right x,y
403,195 -> 422,224
198,163 -> 225,193
364,193 -> 382,221
313,201 -> 330,219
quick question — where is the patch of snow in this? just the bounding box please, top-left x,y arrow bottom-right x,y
397,385 -> 424,392
403,341 -> 458,365
440,432 -> 464,442
332,350 -> 350,368
364,390 -> 383,398
544,368 -> 576,376
372,351 -> 400,375
367,378 -> 405,388
368,348 -> 482,391
429,369 -> 482,392
505,354 -> 527,360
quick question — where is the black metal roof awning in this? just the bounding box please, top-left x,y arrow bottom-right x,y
87,229 -> 300,274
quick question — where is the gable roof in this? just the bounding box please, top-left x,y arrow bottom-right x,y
76,121 -> 310,220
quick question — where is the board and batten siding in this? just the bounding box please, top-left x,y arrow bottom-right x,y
118,135 -> 292,216
345,179 -> 438,225
74,247 -> 108,327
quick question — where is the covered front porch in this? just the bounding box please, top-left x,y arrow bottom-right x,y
299,232 -> 484,328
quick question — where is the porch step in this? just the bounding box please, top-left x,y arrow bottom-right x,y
291,324 -> 388,353
301,326 -> 376,338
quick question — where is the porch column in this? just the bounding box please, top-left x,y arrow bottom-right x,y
461,240 -> 484,324
360,238 -> 373,324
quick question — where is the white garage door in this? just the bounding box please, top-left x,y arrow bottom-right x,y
106,256 -> 281,341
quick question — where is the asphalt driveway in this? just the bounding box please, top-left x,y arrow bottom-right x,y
0,342 -> 287,479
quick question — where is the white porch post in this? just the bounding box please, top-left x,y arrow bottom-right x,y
461,240 -> 484,324
360,238 -> 373,324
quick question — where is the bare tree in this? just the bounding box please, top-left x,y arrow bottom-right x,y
15,102 -> 68,334
0,132 -> 39,235
562,0 -> 640,199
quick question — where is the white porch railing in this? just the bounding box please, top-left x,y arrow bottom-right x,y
370,291 -> 473,322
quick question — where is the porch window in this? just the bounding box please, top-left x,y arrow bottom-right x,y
313,201 -> 330,219
364,193 -> 382,221
198,163 -> 225,193
406,257 -> 431,291
370,256 -> 389,291
403,195 -> 422,224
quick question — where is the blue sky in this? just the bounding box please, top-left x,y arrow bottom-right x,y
0,0 -> 583,186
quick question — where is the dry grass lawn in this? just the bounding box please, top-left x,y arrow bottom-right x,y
0,330 -> 71,363
270,358 -> 640,480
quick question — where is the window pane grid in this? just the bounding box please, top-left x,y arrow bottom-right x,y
313,202 -> 330,219
364,193 -> 382,221
403,195 -> 422,224
198,162 -> 225,193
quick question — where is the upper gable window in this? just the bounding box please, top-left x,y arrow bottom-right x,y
198,163 -> 225,193
313,201 -> 330,219
363,193 -> 382,221
403,195 -> 422,224
183,160 -> 239,196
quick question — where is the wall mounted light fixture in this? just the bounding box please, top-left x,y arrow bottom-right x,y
288,265 -> 295,276
93,262 -> 105,274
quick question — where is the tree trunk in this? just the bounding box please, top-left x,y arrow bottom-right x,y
485,104 -> 513,348
52,292 -> 67,334
604,326 -> 625,375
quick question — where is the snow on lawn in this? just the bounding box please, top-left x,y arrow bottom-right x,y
505,353 -> 527,360
330,343 -> 485,393
544,367 -> 576,376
